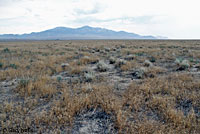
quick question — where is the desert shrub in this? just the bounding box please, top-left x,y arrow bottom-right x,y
175,58 -> 184,64
181,60 -> 190,67
109,57 -> 116,64
99,50 -> 106,54
42,53 -> 48,56
149,56 -> 156,62
3,48 -> 10,53
61,63 -> 69,70
97,60 -> 109,72
9,64 -> 17,69
175,58 -> 190,71
112,48 -> 116,51
132,67 -> 146,79
26,65 -> 31,70
159,45 -> 165,48
0,62 -> 3,68
57,76 -> 62,82
83,72 -> 95,82
189,58 -> 194,63
30,59 -> 34,63
189,58 -> 199,64
19,79 -> 30,88
135,52 -> 145,56
120,44 -> 126,48
124,55 -> 134,61
115,59 -> 126,68
144,60 -> 153,67
60,52 -> 65,55
104,47 -> 110,52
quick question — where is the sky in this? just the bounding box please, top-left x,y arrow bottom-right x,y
0,0 -> 200,39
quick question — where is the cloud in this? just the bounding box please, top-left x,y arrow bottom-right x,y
72,16 -> 156,27
74,4 -> 104,15
0,0 -> 200,38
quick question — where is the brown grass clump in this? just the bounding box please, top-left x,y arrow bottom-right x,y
16,75 -> 56,97
78,56 -> 99,65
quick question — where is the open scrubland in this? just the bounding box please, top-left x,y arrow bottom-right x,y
0,40 -> 200,133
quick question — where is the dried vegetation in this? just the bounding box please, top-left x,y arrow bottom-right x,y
0,40 -> 200,133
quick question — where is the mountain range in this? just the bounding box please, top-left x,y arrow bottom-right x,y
0,26 -> 166,40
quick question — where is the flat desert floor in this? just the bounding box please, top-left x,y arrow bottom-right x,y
0,40 -> 200,133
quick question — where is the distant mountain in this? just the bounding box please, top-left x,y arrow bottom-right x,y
0,26 -> 165,40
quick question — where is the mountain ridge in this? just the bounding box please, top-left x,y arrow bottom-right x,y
0,26 -> 166,40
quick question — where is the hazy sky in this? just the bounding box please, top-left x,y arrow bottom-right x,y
0,0 -> 200,39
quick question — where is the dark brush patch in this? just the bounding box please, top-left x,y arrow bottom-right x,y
176,99 -> 193,116
71,107 -> 118,134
